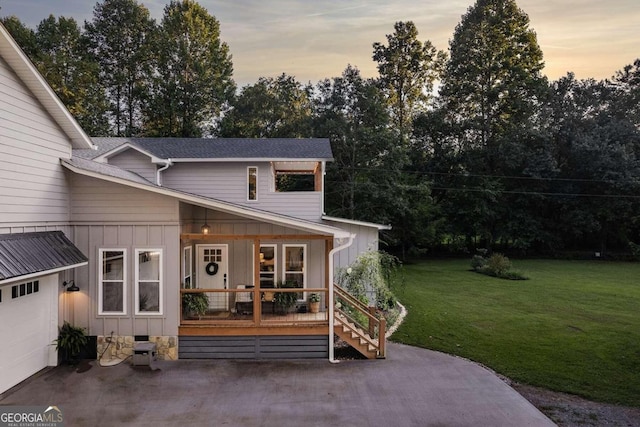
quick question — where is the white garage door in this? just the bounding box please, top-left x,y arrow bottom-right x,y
0,274 -> 58,394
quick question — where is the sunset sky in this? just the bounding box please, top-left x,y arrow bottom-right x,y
1,0 -> 638,87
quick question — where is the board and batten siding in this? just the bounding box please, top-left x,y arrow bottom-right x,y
108,149 -> 157,184
70,223 -> 181,338
68,176 -> 182,336
0,55 -> 74,226
162,162 -> 323,221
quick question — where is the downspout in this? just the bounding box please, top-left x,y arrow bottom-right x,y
328,233 -> 356,363
156,159 -> 173,186
321,161 -> 326,215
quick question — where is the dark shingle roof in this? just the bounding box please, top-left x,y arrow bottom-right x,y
0,231 -> 88,281
79,138 -> 333,161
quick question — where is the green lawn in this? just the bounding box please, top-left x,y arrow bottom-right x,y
391,259 -> 640,407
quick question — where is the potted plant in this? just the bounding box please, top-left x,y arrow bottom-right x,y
182,292 -> 209,319
274,280 -> 298,314
54,321 -> 88,365
308,293 -> 321,313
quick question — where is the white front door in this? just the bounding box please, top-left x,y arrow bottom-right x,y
196,244 -> 229,311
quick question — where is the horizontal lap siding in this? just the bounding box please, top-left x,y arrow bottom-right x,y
179,336 -> 329,359
70,175 -> 179,223
163,163 -> 323,221
108,149 -> 157,184
0,56 -> 73,226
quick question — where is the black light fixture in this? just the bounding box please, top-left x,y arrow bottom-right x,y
201,207 -> 210,234
63,280 -> 80,292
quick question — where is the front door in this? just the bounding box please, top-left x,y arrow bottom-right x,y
196,244 -> 229,311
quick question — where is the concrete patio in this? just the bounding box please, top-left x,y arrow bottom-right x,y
0,342 -> 555,426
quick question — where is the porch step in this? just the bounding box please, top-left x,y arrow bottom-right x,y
334,314 -> 381,359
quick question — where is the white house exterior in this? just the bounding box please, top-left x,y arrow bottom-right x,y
0,22 -> 389,394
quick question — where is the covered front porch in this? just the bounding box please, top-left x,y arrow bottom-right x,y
178,214 -> 334,334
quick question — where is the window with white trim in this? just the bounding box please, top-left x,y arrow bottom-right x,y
283,244 -> 306,299
248,166 -> 258,201
99,249 -> 126,315
255,244 -> 277,288
135,249 -> 163,315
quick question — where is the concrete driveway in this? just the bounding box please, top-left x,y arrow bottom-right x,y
0,342 -> 554,427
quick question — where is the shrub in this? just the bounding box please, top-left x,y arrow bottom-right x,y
471,254 -> 487,271
486,253 -> 512,275
470,252 -> 528,280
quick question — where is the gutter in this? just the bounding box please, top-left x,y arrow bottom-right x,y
328,233 -> 355,363
156,159 -> 173,186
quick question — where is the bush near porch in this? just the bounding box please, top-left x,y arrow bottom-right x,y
391,259 -> 640,407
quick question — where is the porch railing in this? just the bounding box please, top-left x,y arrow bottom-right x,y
180,288 -> 329,325
334,284 -> 386,358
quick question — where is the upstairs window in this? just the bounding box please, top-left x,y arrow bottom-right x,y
248,167 -> 258,201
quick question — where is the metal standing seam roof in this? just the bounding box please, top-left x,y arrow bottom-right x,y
77,138 -> 334,161
0,231 -> 88,281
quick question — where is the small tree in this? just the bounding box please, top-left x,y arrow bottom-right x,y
336,251 -> 401,313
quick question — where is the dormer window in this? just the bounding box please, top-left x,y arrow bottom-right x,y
248,167 -> 258,201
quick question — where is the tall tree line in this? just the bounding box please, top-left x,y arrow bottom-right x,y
2,0 -> 234,137
3,0 -> 640,257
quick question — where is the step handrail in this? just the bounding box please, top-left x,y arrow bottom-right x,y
334,284 -> 386,358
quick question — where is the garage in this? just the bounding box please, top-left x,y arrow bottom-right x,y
0,274 -> 58,393
0,231 -> 88,394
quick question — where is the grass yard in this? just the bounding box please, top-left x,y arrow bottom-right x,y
390,259 -> 640,407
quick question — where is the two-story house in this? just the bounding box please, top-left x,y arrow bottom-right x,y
0,23 -> 388,394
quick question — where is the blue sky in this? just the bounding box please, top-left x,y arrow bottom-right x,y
1,0 -> 638,86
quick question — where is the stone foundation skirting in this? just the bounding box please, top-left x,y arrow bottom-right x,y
97,335 -> 178,361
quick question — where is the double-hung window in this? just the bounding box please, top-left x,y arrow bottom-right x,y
135,249 -> 163,315
99,249 -> 126,315
283,244 -> 306,299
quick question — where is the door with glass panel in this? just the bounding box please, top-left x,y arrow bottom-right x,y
196,244 -> 228,310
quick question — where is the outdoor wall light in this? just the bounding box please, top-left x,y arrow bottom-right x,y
201,208 -> 210,234
63,280 -> 80,292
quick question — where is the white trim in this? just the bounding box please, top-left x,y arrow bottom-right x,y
0,262 -> 88,286
247,166 -> 258,201
282,244 -> 307,300
253,243 -> 277,288
134,248 -> 163,316
183,246 -> 193,288
93,143 -> 166,164
169,157 -> 333,163
322,215 -> 392,231
0,23 -> 94,149
98,249 -> 127,316
62,159 -> 351,239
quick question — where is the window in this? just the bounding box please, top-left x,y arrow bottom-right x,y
135,249 -> 162,315
99,249 -> 126,315
248,167 -> 258,201
283,244 -> 306,299
183,246 -> 192,289
256,244 -> 277,288
11,280 -> 39,300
